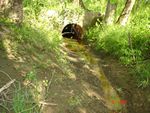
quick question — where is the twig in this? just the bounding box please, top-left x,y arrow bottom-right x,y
39,101 -> 57,106
47,70 -> 55,92
39,71 -> 56,111
0,79 -> 15,93
0,104 -> 10,112
0,70 -> 16,88
0,99 -> 12,103
20,104 -> 38,113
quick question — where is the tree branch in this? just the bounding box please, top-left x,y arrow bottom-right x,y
0,79 -> 15,93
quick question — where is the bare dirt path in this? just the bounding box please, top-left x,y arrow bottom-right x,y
43,39 -> 150,113
43,39 -> 126,113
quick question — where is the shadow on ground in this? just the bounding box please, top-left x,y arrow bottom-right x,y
0,23 -> 49,112
0,23 -> 149,113
97,52 -> 150,113
42,39 -> 125,113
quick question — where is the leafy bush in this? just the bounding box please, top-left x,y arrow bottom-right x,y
86,1 -> 150,87
135,60 -> 150,88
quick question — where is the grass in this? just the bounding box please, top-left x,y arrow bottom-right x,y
0,77 -> 40,113
12,84 -> 36,113
0,0 -> 149,112
0,1 -> 70,112
135,60 -> 150,88
86,1 -> 150,87
68,95 -> 82,110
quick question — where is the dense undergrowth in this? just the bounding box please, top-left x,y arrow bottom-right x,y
0,1 -> 90,112
0,0 -> 150,112
0,1 -> 67,113
21,0 -> 150,88
86,0 -> 150,87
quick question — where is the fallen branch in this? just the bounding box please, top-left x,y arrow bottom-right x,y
0,104 -> 10,112
0,70 -> 16,88
0,79 -> 15,93
39,101 -> 57,106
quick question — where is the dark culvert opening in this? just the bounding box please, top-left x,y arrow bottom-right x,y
62,23 -> 83,42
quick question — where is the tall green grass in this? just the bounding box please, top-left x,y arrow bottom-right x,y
13,83 -> 39,113
86,1 -> 150,87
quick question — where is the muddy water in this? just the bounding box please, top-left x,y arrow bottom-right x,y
64,39 -> 124,112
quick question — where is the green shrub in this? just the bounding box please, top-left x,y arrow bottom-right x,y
86,1 -> 150,86
135,60 -> 150,88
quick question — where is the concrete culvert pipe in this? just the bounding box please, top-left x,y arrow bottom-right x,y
62,23 -> 83,42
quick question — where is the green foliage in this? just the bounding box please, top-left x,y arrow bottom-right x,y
10,23 -> 61,53
84,0 -> 107,12
114,0 -> 126,19
135,60 -> 150,88
21,0 -> 67,54
110,0 -> 118,4
13,83 -> 39,113
13,88 -> 26,113
23,0 -> 60,16
87,22 -> 150,86
86,1 -> 150,87
1,1 -> 69,112
25,71 -> 37,82
68,95 -> 82,108
87,25 -> 134,64
0,41 -> 4,51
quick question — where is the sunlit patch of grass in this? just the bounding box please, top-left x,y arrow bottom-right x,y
86,1 -> 150,87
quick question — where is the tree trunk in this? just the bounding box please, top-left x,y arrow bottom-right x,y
117,0 -> 135,26
83,11 -> 102,29
104,0 -> 117,25
73,0 -> 88,10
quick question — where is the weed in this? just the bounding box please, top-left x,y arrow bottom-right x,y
135,60 -> 150,88
68,95 -> 82,109
86,1 -> 150,87
12,82 -> 39,113
25,71 -> 37,82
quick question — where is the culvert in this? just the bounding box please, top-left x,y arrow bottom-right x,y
62,23 -> 83,42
